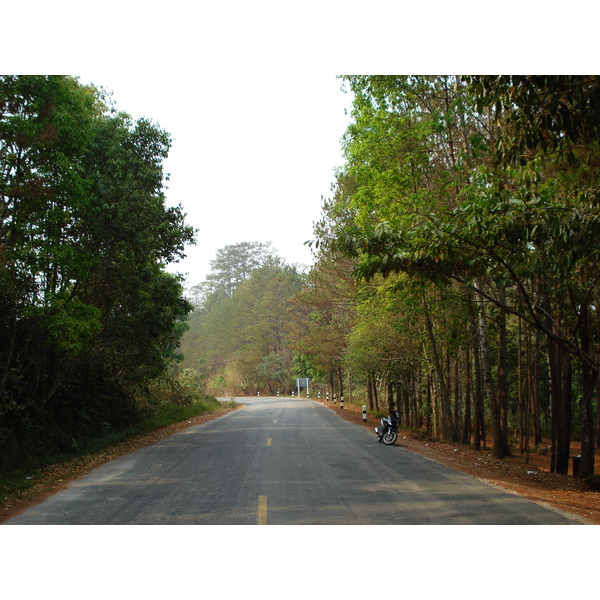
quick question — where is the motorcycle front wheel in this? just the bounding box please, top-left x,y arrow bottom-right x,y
382,430 -> 398,445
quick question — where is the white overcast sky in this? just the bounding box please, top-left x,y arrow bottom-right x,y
73,70 -> 354,286
7,1 -> 595,289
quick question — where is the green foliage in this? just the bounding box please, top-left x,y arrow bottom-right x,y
0,75 -> 195,466
179,248 -> 303,395
205,241 -> 276,297
302,75 -> 600,471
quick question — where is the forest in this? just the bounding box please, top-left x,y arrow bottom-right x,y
181,76 -> 600,478
3,75 -> 600,482
0,76 -> 202,473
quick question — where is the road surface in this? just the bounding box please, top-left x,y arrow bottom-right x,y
5,397 -> 579,524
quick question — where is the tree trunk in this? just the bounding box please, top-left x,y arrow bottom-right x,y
532,327 -> 542,446
413,369 -> 422,429
462,347 -> 472,445
579,303 -> 596,477
476,280 -> 505,458
453,358 -> 460,441
559,346 -> 572,473
424,307 -> 454,441
425,375 -> 432,437
366,372 -> 374,411
398,382 -> 406,426
523,321 -> 532,461
547,332 -> 563,473
596,377 -> 600,448
387,378 -> 395,411
518,317 -> 525,453
371,371 -> 380,411
468,293 -> 485,451
542,291 -> 570,474
336,366 -> 344,402
496,295 -> 510,456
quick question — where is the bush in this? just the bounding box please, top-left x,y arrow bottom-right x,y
584,474 -> 600,492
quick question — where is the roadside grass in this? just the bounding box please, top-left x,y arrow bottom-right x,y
0,396 -> 225,506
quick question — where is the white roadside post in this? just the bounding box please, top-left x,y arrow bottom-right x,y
340,396 -> 344,409
362,405 -> 367,422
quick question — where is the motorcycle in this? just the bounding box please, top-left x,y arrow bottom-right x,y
375,411 -> 400,445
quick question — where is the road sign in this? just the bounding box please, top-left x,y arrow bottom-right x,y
296,377 -> 310,397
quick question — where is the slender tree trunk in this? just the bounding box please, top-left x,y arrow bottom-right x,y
532,328 -> 542,446
336,366 -> 344,402
424,307 -> 454,441
347,371 -> 352,403
579,303 -> 596,477
547,332 -> 562,473
468,292 -> 485,451
524,321 -> 532,461
371,371 -> 380,411
476,279 -> 505,458
0,300 -> 18,398
366,372 -> 374,411
542,292 -> 570,474
387,378 -> 394,411
596,377 -> 600,448
453,358 -> 460,441
329,370 -> 335,403
558,346 -> 572,473
518,317 -> 525,453
496,293 -> 510,456
425,375 -> 432,436
413,369 -> 422,428
398,382 -> 406,426
462,347 -> 472,445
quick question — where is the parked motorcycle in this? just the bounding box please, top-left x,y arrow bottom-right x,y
375,411 -> 400,445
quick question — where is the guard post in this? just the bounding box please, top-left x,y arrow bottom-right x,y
362,405 -> 367,422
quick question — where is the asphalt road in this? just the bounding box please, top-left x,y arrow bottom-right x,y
5,397 -> 579,524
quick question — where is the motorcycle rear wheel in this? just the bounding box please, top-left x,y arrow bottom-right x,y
382,430 -> 397,445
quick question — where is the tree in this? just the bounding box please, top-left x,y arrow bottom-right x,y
0,76 -> 195,461
205,241 -> 275,297
179,247 -> 303,395
325,75 -> 600,473
288,249 -> 357,400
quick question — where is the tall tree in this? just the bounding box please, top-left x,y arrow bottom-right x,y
0,76 -> 195,460
205,241 -> 275,297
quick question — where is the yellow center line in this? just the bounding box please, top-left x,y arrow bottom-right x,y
258,495 -> 267,525
273,419 -> 277,423
267,437 -> 272,446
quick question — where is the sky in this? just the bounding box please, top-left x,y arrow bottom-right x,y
8,2 -> 597,291
74,71 -> 353,287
